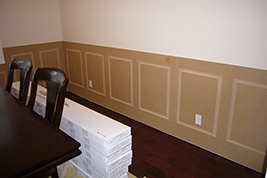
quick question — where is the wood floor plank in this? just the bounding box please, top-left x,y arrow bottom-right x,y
147,156 -> 195,178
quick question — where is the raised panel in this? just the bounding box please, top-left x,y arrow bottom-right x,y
66,49 -> 84,88
177,69 -> 222,136
85,52 -> 105,96
0,72 -> 7,88
138,61 -> 171,120
10,52 -> 35,81
108,56 -> 133,106
227,79 -> 267,154
39,49 -> 60,68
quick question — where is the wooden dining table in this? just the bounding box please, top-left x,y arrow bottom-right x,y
0,86 -> 81,178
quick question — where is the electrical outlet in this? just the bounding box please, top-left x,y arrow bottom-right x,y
89,80 -> 93,88
195,114 -> 202,125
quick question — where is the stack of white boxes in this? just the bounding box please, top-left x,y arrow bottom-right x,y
60,99 -> 132,178
11,81 -> 132,178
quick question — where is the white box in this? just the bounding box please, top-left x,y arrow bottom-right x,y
84,144 -> 132,164
73,150 -> 132,173
61,99 -> 131,148
71,157 -> 131,178
77,140 -> 132,164
60,123 -> 132,157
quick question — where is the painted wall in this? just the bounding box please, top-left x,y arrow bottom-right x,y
0,0 -> 63,47
1,0 -> 266,70
60,0 -> 267,70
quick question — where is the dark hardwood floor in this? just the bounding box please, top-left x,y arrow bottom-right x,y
66,92 -> 265,178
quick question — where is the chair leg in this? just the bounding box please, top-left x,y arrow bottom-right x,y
51,167 -> 59,178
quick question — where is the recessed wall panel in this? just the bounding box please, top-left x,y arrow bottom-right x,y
39,49 -> 60,68
108,56 -> 133,106
177,69 -> 222,136
10,52 -> 35,81
138,61 -> 171,120
11,52 -> 35,68
0,72 -> 6,88
85,52 -> 105,96
227,79 -> 267,154
66,49 -> 84,88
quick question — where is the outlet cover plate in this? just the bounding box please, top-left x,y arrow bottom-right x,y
195,114 -> 202,125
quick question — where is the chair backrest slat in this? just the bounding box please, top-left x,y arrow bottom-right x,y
6,58 -> 32,105
28,68 -> 69,128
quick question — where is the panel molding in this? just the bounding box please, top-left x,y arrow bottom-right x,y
138,61 -> 171,120
226,78 -> 267,155
0,71 -> 7,88
85,52 -> 106,96
66,48 -> 84,88
39,48 -> 61,68
11,52 -> 35,68
108,56 -> 133,106
176,68 -> 222,137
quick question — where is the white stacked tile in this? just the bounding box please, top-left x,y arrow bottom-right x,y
61,128 -> 132,165
60,98 -> 131,148
11,81 -> 133,178
69,157 -> 131,178
66,159 -> 129,178
60,127 -> 132,177
79,137 -> 132,163
71,148 -> 132,175
60,120 -> 132,157
59,98 -> 132,177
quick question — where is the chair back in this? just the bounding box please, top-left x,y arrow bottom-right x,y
6,58 -> 32,104
28,68 -> 69,128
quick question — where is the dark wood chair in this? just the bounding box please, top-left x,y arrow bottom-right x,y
6,58 -> 32,105
28,67 -> 69,178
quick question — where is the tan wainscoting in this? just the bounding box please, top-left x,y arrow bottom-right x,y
63,42 -> 267,172
138,61 -> 171,120
0,71 -> 7,88
39,48 -> 61,69
109,56 -> 133,106
177,68 -> 222,137
85,52 -> 106,96
1,42 -> 66,85
1,41 -> 267,172
66,48 -> 84,88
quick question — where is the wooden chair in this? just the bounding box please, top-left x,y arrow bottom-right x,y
28,67 -> 69,178
6,58 -> 32,105
28,67 -> 69,128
